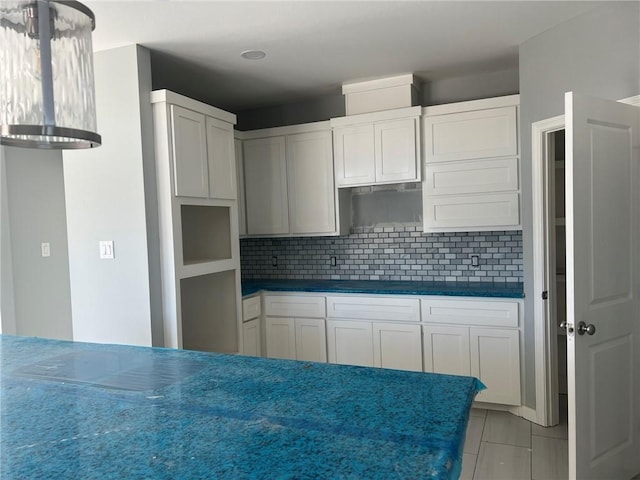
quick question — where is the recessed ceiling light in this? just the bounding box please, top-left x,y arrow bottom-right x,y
241,50 -> 266,60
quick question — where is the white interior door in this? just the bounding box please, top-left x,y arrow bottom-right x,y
565,92 -> 640,479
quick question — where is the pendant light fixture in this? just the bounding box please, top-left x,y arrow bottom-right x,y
0,0 -> 101,149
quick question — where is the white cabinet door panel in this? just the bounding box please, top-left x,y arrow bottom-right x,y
422,325 -> 471,376
425,158 -> 518,196
326,296 -> 420,322
373,322 -> 422,372
470,327 -> 521,405
265,317 -> 296,360
235,139 -> 247,236
375,118 -> 418,183
242,296 -> 261,322
243,137 -> 289,235
170,105 -> 208,198
286,131 -> 336,234
421,299 -> 519,328
424,106 -> 517,163
264,295 -> 326,318
326,320 -> 374,367
242,319 -> 261,357
424,192 -> 520,230
206,116 -> 236,199
333,124 -> 375,187
295,318 -> 327,363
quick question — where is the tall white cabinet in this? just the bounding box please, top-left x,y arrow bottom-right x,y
152,90 -> 242,354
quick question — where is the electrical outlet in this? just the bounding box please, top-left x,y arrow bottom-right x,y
470,254 -> 480,268
99,240 -> 115,260
331,256 -> 337,267
271,256 -> 277,267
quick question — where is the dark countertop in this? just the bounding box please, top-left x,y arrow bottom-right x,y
242,279 -> 524,298
1,335 -> 482,479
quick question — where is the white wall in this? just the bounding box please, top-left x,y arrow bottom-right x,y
519,2 -> 640,408
63,45 -> 161,346
0,146 -> 73,339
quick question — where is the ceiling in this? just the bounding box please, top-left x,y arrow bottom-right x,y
85,1 -> 604,112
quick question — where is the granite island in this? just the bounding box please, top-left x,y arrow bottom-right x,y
1,335 -> 482,479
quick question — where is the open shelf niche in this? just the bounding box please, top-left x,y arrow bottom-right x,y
180,269 -> 238,354
181,205 -> 232,265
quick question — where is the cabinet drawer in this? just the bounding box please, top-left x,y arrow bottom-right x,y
425,158 -> 519,196
242,296 -> 261,322
326,296 -> 420,322
424,106 -> 517,163
264,295 -> 326,318
421,299 -> 519,327
424,192 -> 520,230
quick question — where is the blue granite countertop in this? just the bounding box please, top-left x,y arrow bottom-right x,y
1,335 -> 482,479
242,279 -> 524,298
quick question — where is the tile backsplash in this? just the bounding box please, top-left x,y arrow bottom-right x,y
240,226 -> 523,283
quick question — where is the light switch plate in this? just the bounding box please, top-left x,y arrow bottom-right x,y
99,240 -> 115,259
41,242 -> 50,257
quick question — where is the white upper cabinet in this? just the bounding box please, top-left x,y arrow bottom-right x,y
333,124 -> 376,186
238,122 -> 348,237
423,105 -> 517,163
243,136 -> 289,235
234,138 -> 247,236
286,130 -> 336,234
422,95 -> 521,232
331,106 -> 421,187
171,105 -> 209,198
169,104 -> 237,200
206,116 -> 236,200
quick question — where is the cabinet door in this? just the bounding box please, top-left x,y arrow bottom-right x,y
424,158 -> 519,196
295,318 -> 327,363
235,139 -> 247,236
375,117 -> 419,183
424,106 -> 517,163
326,320 -> 373,367
242,318 -> 261,357
286,131 -> 336,234
265,317 -> 296,360
333,124 -> 375,187
372,322 -> 422,372
422,325 -> 471,376
205,116 -> 236,200
470,328 -> 521,405
243,137 -> 289,235
170,105 -> 208,198
423,192 -> 520,231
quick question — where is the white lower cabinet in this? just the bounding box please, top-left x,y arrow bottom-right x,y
326,320 -> 374,367
373,322 -> 422,372
470,328 -> 521,405
265,317 -> 327,362
422,325 -> 471,376
242,319 -> 261,357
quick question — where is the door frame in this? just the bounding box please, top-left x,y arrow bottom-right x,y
532,95 -> 640,427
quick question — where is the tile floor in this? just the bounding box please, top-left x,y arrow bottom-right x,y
461,399 -> 568,480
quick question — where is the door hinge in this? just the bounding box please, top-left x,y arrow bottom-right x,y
542,290 -> 548,300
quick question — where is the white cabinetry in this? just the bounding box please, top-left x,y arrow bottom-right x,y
326,295 -> 422,370
238,123 -> 348,237
234,138 -> 246,236
241,296 -> 261,357
264,295 -> 327,362
422,95 -> 520,232
326,320 -> 374,367
151,90 -> 241,354
331,107 -> 421,187
421,297 -> 521,405
170,105 -> 236,200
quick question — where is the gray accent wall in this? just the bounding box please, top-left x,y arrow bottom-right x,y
0,147 -> 73,339
63,45 -> 162,347
519,2 -> 640,409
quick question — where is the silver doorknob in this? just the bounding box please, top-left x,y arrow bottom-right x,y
577,321 -> 596,336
